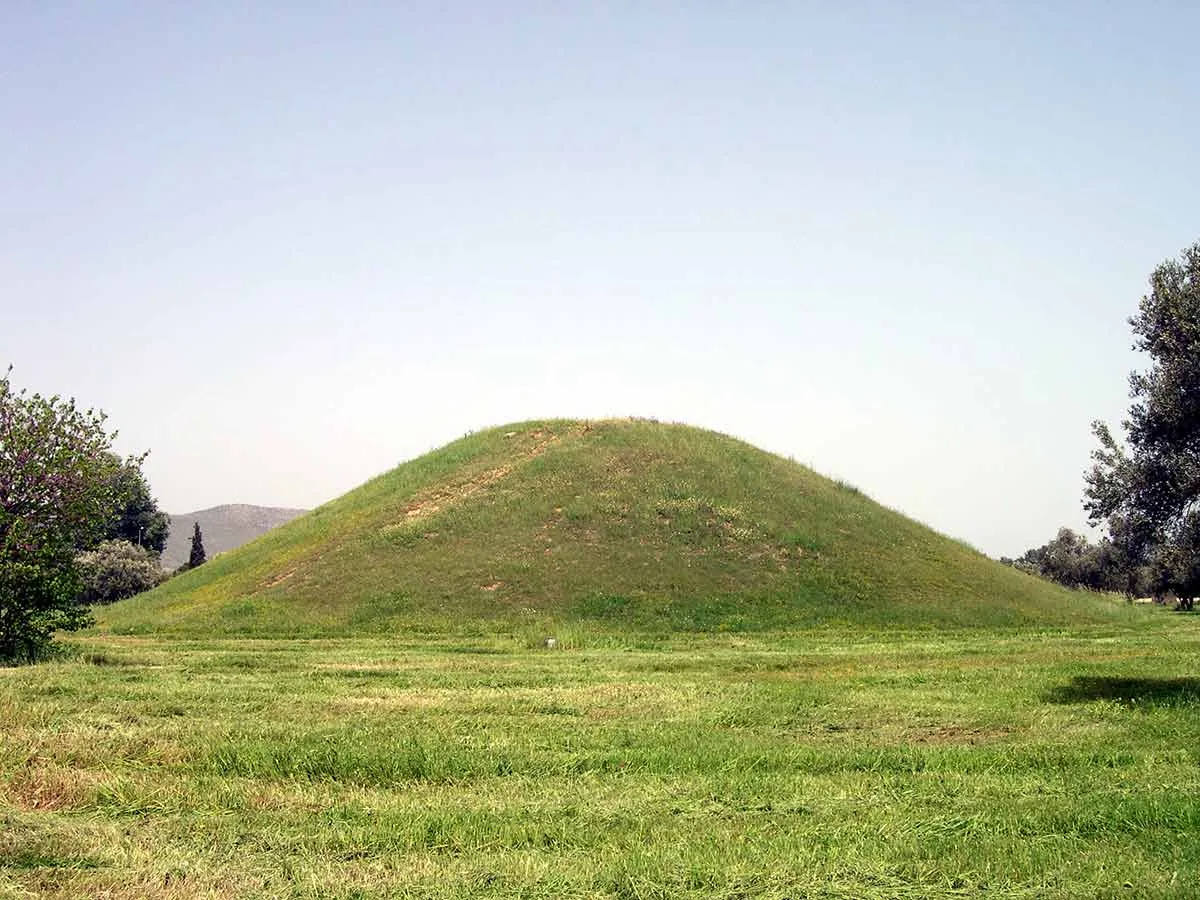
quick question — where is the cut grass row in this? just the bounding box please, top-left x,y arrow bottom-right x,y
3,618 -> 1199,898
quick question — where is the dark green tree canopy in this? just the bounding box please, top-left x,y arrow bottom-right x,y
104,454 -> 170,553
1086,242 -> 1200,604
188,521 -> 207,570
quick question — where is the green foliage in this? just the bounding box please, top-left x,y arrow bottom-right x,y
103,455 -> 169,553
1007,527 -> 1139,594
187,521 -> 206,569
0,368 -> 139,664
101,419 -> 1131,637
1087,242 -> 1200,604
75,540 -> 167,606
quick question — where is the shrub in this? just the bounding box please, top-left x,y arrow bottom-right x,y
75,540 -> 166,606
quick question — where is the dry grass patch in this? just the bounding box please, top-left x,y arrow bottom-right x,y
2,767 -> 107,812
381,427 -> 569,535
906,724 -> 1017,745
332,692 -> 445,711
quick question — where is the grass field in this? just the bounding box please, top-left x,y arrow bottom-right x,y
4,615 -> 1200,898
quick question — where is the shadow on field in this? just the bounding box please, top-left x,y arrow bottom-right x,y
1045,676 -> 1200,707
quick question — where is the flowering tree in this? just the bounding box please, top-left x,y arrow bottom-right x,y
0,368 -> 138,663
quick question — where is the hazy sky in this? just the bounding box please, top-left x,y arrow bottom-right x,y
4,3 -> 1197,558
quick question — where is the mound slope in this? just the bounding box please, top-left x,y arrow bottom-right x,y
101,419 -> 1127,635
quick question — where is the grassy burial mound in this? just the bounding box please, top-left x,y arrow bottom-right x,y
99,419 -> 1128,635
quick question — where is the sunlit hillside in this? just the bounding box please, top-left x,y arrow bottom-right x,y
100,419 -> 1133,636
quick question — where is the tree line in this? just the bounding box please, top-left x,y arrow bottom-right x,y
1007,241 -> 1200,608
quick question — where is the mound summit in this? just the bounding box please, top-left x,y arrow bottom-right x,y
102,419 -> 1123,635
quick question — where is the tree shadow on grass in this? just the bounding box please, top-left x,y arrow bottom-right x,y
1045,676 -> 1200,707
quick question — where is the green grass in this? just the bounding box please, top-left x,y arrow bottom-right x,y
99,419 -> 1134,635
3,617 -> 1200,898
52,417 -> 1191,895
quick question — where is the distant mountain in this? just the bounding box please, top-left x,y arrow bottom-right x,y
161,504 -> 307,571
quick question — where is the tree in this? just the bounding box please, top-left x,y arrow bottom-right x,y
188,521 -> 206,569
1005,526 -> 1148,595
1085,242 -> 1200,609
104,454 -> 169,553
1008,527 -> 1115,592
76,540 -> 166,605
1012,527 -> 1091,588
0,368 -> 137,663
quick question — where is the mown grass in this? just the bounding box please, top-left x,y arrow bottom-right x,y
100,419 -> 1138,636
3,617 -> 1199,898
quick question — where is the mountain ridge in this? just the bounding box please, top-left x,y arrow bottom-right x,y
161,503 -> 307,570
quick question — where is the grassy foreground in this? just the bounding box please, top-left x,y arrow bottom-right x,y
4,617 -> 1200,898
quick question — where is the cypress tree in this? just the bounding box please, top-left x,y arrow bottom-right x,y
188,521 -> 207,569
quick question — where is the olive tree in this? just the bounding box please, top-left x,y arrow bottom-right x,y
1086,242 -> 1200,608
75,539 -> 167,605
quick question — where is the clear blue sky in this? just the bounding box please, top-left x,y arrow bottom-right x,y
3,3 -> 1197,558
